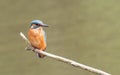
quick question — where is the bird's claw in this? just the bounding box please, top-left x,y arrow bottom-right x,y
25,45 -> 35,51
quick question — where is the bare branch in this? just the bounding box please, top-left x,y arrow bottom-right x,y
20,32 -> 111,75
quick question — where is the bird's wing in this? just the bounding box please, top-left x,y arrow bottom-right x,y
43,30 -> 47,43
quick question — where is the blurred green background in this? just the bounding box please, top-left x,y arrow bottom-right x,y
0,0 -> 119,75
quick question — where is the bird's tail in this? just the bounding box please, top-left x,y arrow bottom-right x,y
36,53 -> 46,58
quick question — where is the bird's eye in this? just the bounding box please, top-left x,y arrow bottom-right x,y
35,24 -> 39,26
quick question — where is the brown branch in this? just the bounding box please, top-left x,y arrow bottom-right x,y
20,32 -> 111,75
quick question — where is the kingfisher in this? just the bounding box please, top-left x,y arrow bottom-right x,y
28,20 -> 48,58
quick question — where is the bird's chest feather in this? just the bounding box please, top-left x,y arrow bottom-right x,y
28,28 -> 44,48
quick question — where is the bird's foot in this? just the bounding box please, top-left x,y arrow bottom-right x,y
25,45 -> 35,51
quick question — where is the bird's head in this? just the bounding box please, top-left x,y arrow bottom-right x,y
30,20 -> 48,29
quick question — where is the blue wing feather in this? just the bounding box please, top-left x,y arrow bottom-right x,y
43,30 -> 47,43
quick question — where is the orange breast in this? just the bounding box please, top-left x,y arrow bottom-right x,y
28,27 -> 46,50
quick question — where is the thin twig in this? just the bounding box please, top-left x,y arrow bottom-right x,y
20,32 -> 111,75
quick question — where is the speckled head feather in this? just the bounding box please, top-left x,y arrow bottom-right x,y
30,20 -> 48,27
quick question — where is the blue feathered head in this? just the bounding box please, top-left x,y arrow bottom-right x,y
30,20 -> 48,27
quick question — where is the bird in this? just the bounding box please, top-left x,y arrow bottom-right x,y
28,20 -> 48,58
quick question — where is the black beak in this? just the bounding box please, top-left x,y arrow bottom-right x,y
41,24 -> 48,27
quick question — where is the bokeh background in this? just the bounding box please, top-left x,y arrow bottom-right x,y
0,0 -> 119,75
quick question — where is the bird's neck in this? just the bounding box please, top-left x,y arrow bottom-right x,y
38,27 -> 43,30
